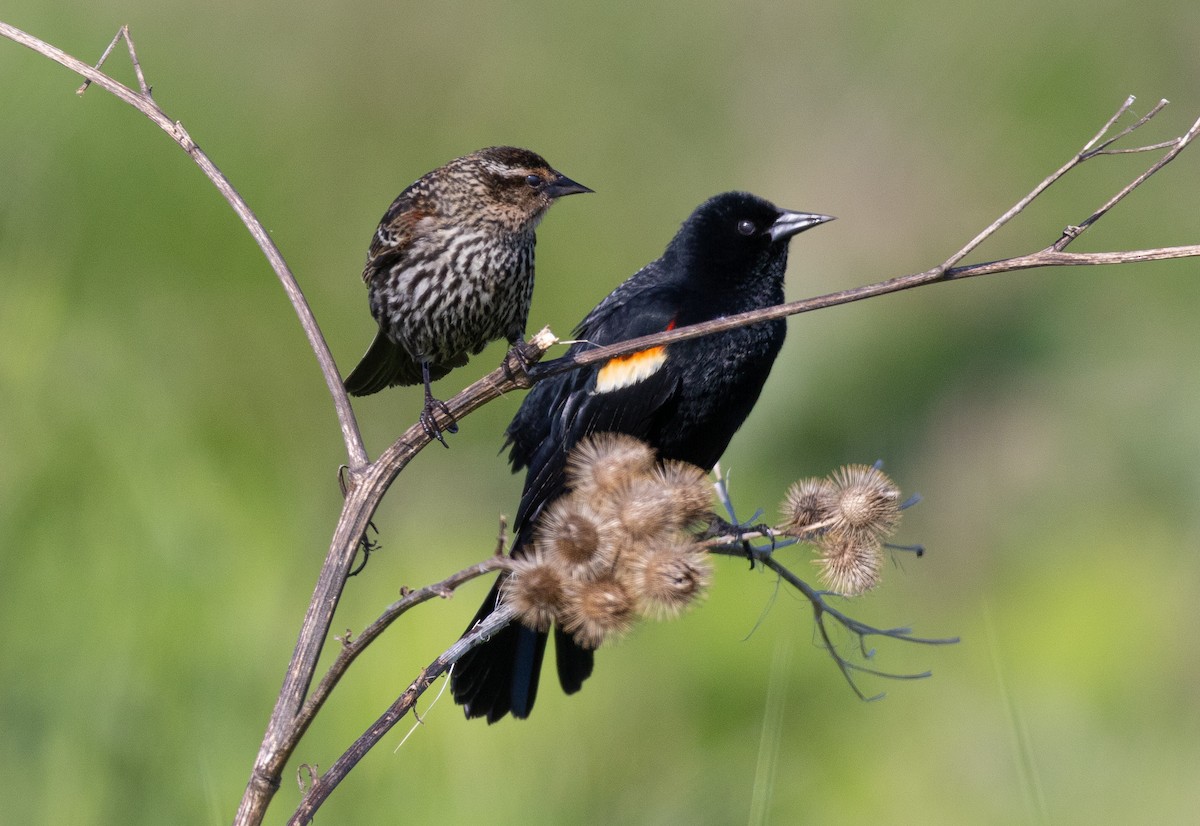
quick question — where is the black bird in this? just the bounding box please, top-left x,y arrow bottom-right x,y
344,146 -> 590,443
451,191 -> 834,721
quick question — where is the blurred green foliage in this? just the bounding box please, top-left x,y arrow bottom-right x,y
2,1 -> 1199,823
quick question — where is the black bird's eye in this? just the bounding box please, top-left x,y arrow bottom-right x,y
736,219 -> 757,236
526,174 -> 544,189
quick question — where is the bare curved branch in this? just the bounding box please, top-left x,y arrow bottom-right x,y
0,20 -> 369,470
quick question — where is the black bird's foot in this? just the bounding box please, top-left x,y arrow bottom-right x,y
704,515 -> 771,569
420,397 -> 459,448
501,339 -> 538,387
740,536 -> 756,569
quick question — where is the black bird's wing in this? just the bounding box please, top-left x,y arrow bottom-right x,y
455,264 -> 687,721
507,270 -> 683,535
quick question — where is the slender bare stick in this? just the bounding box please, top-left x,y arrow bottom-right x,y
75,24 -> 150,95
935,96 -> 1134,271
1053,111 -> 1200,249
276,555 -> 512,768
0,24 -> 379,826
1082,98 -> 1169,157
287,605 -> 517,826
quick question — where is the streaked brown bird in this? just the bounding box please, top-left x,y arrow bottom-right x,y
344,146 -> 590,444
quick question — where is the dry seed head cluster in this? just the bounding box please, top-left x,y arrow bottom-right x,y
780,463 -> 903,596
503,433 -> 714,648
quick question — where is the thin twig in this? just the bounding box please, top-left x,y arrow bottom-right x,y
1092,140 -> 1177,155
287,605 -> 517,825
1081,98 -> 1168,158
708,543 -> 959,700
1081,95 -> 1138,153
76,24 -> 149,96
287,556 -> 511,755
936,95 -> 1146,271
1054,111 -> 1200,249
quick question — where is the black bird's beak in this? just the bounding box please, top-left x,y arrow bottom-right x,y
544,173 -> 593,198
769,210 -> 835,242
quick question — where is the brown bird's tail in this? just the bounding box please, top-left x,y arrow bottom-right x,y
344,330 -> 471,396
344,330 -> 421,396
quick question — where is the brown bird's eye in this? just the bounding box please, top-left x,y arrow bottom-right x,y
736,219 -> 757,236
526,174 -> 544,189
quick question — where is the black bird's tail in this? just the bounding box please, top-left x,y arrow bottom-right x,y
452,577 -> 594,722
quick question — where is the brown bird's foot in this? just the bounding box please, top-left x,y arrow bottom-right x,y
420,396 -> 458,448
419,362 -> 458,448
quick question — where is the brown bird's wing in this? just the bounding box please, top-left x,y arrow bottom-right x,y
361,187 -> 437,284
343,329 -> 424,395
346,188 -> 445,395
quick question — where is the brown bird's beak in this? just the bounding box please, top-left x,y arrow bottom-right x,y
544,173 -> 593,198
769,210 -> 835,242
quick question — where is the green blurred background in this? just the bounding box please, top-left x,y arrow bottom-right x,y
3,1 -> 1199,823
